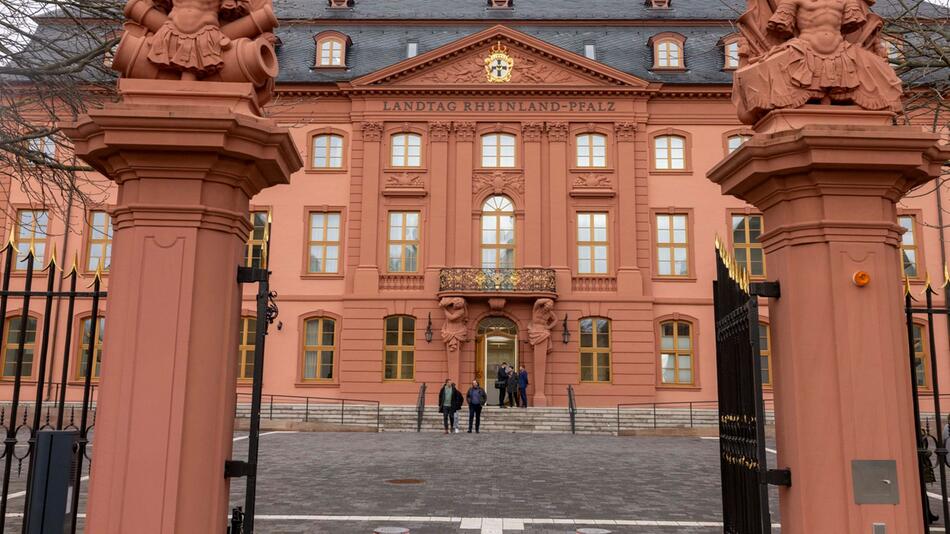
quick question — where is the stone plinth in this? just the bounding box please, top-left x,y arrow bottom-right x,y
63,79 -> 301,534
708,115 -> 948,534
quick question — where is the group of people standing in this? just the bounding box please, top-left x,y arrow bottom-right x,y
436,363 -> 530,435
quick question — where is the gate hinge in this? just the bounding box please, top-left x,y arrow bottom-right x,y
765,468 -> 792,487
224,460 -> 254,479
750,281 -> 781,299
237,266 -> 269,284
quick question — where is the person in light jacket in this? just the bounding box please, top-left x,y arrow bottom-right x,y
506,367 -> 519,408
466,380 -> 487,433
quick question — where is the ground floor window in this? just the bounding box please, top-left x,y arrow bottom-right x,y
758,322 -> 771,387
580,317 -> 610,382
660,320 -> 693,385
303,317 -> 335,380
238,316 -> 257,381
384,316 -> 415,380
77,316 -> 104,380
2,316 -> 36,378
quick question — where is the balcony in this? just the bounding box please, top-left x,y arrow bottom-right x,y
438,268 -> 557,299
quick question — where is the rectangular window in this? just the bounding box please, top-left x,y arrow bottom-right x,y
14,210 -> 48,270
481,134 -> 516,168
384,316 -> 415,380
654,135 -> 685,170
387,212 -> 420,273
391,133 -> 422,168
245,211 -> 269,268
303,318 -> 335,380
238,317 -> 257,381
899,215 -> 919,278
584,43 -> 596,60
308,212 -> 341,274
77,316 -> 104,380
732,214 -> 765,278
406,41 -> 418,58
759,323 -> 771,387
913,324 -> 930,388
580,317 -> 611,382
312,134 -> 344,168
577,212 -> 608,274
86,211 -> 113,272
660,320 -> 693,385
655,214 -> 689,277
29,136 -> 55,160
2,316 -> 35,378
725,41 -> 740,69
576,134 -> 607,168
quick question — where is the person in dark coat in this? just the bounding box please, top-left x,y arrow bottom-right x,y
438,379 -> 463,434
518,364 -> 529,409
496,362 -> 509,408
450,381 -> 464,433
466,380 -> 487,433
506,368 -> 519,407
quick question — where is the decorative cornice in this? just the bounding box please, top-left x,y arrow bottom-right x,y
361,121 -> 383,141
454,121 -> 476,142
429,121 -> 451,142
546,122 -> 569,142
522,122 -> 544,142
473,170 -> 525,196
615,122 -> 637,142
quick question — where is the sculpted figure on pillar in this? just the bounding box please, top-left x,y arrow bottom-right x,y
439,297 -> 469,352
112,0 -> 280,104
733,0 -> 902,124
527,298 -> 558,354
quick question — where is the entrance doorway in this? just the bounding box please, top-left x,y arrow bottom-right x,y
475,317 -> 518,406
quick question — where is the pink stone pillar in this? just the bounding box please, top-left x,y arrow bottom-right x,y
708,110 -> 949,534
63,79 -> 301,534
532,342 -> 548,407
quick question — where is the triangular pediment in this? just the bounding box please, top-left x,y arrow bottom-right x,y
353,25 -> 651,89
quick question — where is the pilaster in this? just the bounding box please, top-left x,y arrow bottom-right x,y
354,121 -> 383,293
523,122 -> 544,267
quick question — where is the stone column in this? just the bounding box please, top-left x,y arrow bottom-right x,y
354,121 -> 384,293
708,110 -> 949,534
453,122 -> 475,267
63,79 -> 301,533
522,122 -> 544,267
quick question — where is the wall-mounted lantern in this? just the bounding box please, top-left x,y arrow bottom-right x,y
425,313 -> 433,343
562,314 -> 570,344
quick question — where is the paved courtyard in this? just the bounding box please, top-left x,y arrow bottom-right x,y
229,431 -> 781,534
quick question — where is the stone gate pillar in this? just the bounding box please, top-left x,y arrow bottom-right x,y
709,109 -> 948,534
63,79 -> 301,533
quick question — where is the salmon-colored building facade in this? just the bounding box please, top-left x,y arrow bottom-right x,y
4,0 -> 946,408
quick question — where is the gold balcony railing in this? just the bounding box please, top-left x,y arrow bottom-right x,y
439,268 -> 557,294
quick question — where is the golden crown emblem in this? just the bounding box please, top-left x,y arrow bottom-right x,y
484,41 -> 514,83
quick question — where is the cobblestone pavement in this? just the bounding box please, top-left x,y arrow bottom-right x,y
229,432 -> 782,534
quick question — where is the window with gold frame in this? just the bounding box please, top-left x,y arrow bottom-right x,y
481,196 -> 516,269
577,212 -> 608,275
899,215 -> 919,278
655,213 -> 688,277
732,214 -> 765,278
759,322 -> 772,387
724,40 -> 740,69
1,316 -> 36,378
86,211 -> 113,272
660,319 -> 693,385
311,134 -> 344,169
302,317 -> 335,381
245,211 -> 269,269
308,212 -> 341,274
655,39 -> 682,68
14,210 -> 48,270
913,323 -> 930,389
654,135 -> 685,170
77,316 -> 104,380
384,316 -> 415,380
317,38 -> 345,66
727,134 -> 751,154
481,133 -> 516,168
391,133 -> 422,168
238,316 -> 257,382
576,133 -> 607,168
387,212 -> 420,273
579,317 -> 611,382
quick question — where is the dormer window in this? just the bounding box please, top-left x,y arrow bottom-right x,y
651,33 -> 686,70
882,37 -> 902,65
488,0 -> 512,8
648,0 -> 670,7
724,39 -> 740,70
406,41 -> 418,58
328,0 -> 354,7
314,31 -> 351,68
584,43 -> 596,60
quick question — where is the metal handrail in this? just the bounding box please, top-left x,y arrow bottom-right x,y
567,385 -> 577,435
614,399 -> 776,434
235,392 -> 382,431
416,383 -> 427,433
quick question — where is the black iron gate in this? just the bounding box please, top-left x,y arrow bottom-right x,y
905,282 -> 950,532
0,241 -> 104,533
713,241 -> 788,534
225,261 -> 278,534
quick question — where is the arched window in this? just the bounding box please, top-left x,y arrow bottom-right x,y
580,317 -> 611,382
659,319 -> 693,385
481,196 -> 516,269
2,316 -> 37,378
238,316 -> 257,381
654,135 -> 685,170
655,39 -> 682,68
758,322 -> 772,386
384,316 -> 415,380
481,133 -> 516,168
302,317 -> 335,381
77,316 -> 105,380
391,133 -> 422,167
727,134 -> 751,154
317,38 -> 345,67
724,40 -> 740,69
311,134 -> 344,169
576,133 -> 607,168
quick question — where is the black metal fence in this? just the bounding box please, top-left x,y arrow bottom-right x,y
713,242 -> 787,534
0,243 -> 104,533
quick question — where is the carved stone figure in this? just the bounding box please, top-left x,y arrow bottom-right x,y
527,298 -> 558,354
733,0 -> 902,124
112,0 -> 279,104
439,297 -> 469,352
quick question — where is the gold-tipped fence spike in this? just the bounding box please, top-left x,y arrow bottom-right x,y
904,274 -> 914,298
44,243 -> 58,271
86,256 -> 104,288
5,227 -> 14,251
942,263 -> 950,289
921,273 -> 936,296
64,252 -> 79,278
